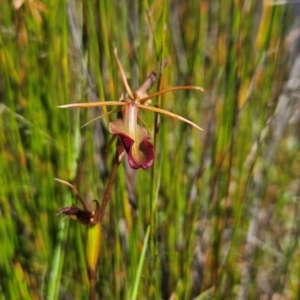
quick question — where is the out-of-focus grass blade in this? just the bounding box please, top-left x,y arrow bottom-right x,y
130,225 -> 151,300
47,212 -> 69,300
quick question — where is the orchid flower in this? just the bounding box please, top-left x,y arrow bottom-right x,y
59,49 -> 204,169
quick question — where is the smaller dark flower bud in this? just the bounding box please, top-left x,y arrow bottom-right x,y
58,206 -> 95,226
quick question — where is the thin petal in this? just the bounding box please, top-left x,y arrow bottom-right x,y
58,101 -> 125,108
81,107 -> 119,128
136,104 -> 203,131
54,178 -> 89,211
114,49 -> 134,99
138,86 -> 204,105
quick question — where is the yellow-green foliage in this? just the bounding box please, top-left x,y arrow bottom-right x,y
1,1 -> 299,299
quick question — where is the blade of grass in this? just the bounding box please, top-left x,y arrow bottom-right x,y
130,225 -> 151,300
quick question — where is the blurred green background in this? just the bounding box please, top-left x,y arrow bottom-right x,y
1,0 -> 300,299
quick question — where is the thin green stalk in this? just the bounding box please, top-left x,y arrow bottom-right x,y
144,0 -> 158,56
47,214 -> 69,300
148,1 -> 168,297
130,225 -> 151,300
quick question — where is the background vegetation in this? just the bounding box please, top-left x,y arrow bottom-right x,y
1,0 -> 300,299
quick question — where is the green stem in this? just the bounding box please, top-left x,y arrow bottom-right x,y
149,1 -> 168,296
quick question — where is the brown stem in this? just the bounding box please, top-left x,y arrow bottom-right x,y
87,140 -> 125,300
97,140 -> 124,223
89,278 -> 96,300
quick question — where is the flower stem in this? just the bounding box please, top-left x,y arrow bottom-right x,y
97,140 -> 124,223
88,141 -> 124,300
